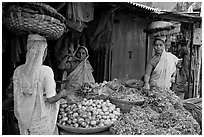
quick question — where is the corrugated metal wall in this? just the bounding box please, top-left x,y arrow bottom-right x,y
111,12 -> 148,80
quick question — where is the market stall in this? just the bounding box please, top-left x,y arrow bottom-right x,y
54,14 -> 202,135
55,79 -> 202,135
2,77 -> 202,135
2,2 -> 202,135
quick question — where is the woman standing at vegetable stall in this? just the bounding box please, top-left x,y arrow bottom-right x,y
13,34 -> 74,135
143,36 -> 180,90
58,46 -> 95,93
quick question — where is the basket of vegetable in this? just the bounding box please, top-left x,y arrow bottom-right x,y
57,98 -> 121,134
183,101 -> 202,128
76,82 -> 113,100
57,123 -> 112,134
124,79 -> 144,89
109,97 -> 144,113
109,85 -> 145,113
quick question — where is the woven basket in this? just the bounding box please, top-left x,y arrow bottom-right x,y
144,21 -> 181,37
183,102 -> 202,129
4,5 -> 66,40
57,123 -> 112,134
124,79 -> 144,89
109,97 -> 144,113
3,2 -> 67,24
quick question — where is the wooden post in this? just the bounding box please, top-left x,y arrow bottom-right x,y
145,26 -> 150,67
107,46 -> 111,81
200,62 -> 202,97
193,46 -> 197,97
187,23 -> 194,98
196,46 -> 202,97
110,50 -> 113,80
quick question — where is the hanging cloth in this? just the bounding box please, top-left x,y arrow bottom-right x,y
88,9 -> 114,50
81,2 -> 94,22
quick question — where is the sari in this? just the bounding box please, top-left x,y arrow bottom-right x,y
150,50 -> 178,89
13,34 -> 59,135
63,46 -> 95,91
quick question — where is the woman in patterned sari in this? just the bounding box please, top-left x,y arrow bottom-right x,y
58,46 -> 95,92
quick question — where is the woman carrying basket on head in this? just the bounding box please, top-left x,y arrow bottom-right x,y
13,34 -> 76,135
143,36 -> 180,90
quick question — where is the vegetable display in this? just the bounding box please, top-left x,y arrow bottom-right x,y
58,79 -> 201,135
110,87 -> 201,135
58,98 -> 121,128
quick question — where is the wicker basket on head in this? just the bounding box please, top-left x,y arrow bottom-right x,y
144,21 -> 180,37
3,4 -> 66,40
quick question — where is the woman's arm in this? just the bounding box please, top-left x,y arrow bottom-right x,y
144,61 -> 153,83
46,92 -> 62,104
143,61 -> 153,89
46,89 -> 79,104
46,90 -> 66,104
44,66 -> 66,104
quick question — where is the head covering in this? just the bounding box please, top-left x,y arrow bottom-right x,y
154,36 -> 167,43
22,34 -> 47,94
13,34 -> 48,130
74,46 -> 89,60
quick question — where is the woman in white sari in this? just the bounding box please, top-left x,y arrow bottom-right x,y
143,36 -> 179,90
13,34 -> 68,135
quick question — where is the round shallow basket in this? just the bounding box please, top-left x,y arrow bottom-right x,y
143,21 -> 181,37
125,79 -> 144,89
3,2 -> 67,24
4,6 -> 66,40
109,97 -> 145,113
57,123 -> 112,134
86,94 -> 109,101
144,21 -> 174,34
183,102 -> 202,128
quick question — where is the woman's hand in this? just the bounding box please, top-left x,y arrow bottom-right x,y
59,89 -> 68,99
58,56 -> 68,69
46,89 -> 67,104
143,82 -> 150,90
61,88 -> 80,103
66,94 -> 80,103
